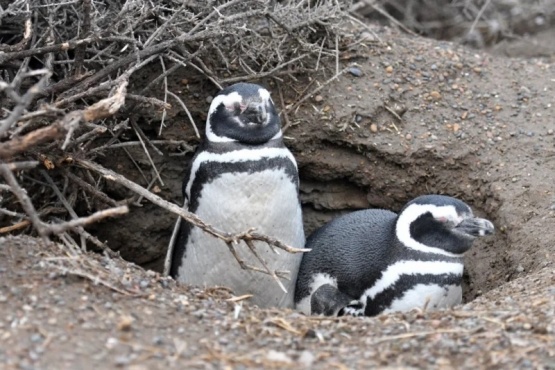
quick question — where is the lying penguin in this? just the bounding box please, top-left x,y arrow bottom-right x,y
166,82 -> 305,309
294,195 -> 494,316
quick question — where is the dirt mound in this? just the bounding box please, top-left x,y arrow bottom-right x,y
1,233 -> 554,369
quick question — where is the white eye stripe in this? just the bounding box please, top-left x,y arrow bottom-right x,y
396,203 -> 464,257
206,92 -> 243,142
205,87 -> 275,142
259,88 -> 271,101
208,92 -> 242,116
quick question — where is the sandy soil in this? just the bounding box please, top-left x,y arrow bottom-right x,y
2,24 -> 555,369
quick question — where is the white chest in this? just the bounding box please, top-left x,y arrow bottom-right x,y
383,283 -> 462,313
177,169 -> 305,308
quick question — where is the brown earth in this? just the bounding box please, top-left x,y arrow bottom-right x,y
2,24 -> 555,369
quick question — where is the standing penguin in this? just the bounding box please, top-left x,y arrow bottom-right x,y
167,83 -> 305,308
294,195 -> 494,316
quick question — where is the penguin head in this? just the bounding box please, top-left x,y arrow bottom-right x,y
205,83 -> 281,145
396,195 -> 495,256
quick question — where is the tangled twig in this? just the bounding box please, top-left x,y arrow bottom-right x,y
0,162 -> 128,237
0,0 -> 343,284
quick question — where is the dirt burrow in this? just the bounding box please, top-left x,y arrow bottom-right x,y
85,27 -> 555,307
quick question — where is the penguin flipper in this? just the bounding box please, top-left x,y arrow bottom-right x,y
164,198 -> 188,277
163,215 -> 181,276
310,284 -> 356,316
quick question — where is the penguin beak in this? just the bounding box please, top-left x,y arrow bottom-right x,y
454,217 -> 495,237
243,102 -> 268,125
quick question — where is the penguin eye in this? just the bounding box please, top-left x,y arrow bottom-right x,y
435,216 -> 456,227
435,216 -> 458,228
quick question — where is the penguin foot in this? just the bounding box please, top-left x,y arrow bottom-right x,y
310,284 -> 355,316
338,300 -> 364,317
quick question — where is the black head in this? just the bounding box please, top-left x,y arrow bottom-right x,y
205,83 -> 281,145
395,195 -> 495,256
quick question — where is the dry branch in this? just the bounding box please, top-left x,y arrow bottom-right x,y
0,112 -> 81,159
82,80 -> 128,122
0,160 -> 129,238
0,162 -> 48,237
0,37 -> 100,65
45,206 -> 129,235
0,79 -> 127,158
0,70 -> 52,137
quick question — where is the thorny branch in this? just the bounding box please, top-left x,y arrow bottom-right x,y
0,0 -> 345,284
0,162 -> 128,238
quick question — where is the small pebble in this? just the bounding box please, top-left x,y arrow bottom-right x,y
547,129 -> 554,135
114,356 -> 131,367
206,96 -> 213,104
385,66 -> 393,74
521,359 -> 533,368
117,315 -> 134,331
128,366 -> 149,370
152,336 -> 164,345
105,337 -> 118,349
298,351 -> 315,367
266,350 -> 292,363
139,280 -> 149,289
314,95 -> 323,102
370,124 -> 378,133
430,91 -> 442,100
30,334 -> 43,343
348,67 -> 363,77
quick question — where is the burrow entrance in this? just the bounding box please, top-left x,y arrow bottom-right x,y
293,137 -> 512,304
